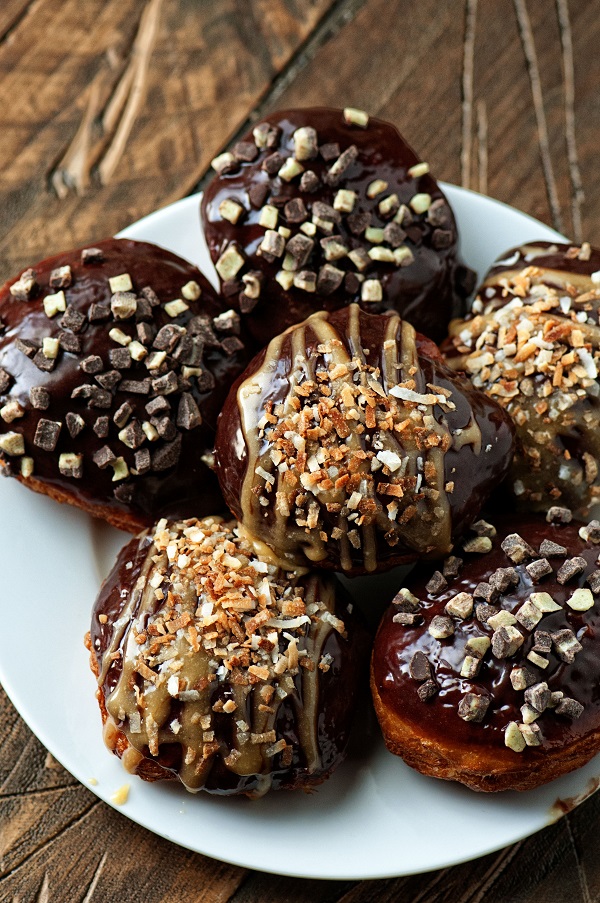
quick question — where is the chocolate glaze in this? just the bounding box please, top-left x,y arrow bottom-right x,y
214,305 -> 515,575
373,517 -> 600,763
443,241 -> 600,519
202,108 -> 472,346
0,239 -> 250,528
90,521 -> 367,796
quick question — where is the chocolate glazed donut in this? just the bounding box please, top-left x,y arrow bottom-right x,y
444,241 -> 600,519
202,107 -> 474,347
372,515 -> 600,791
88,517 -> 367,797
214,305 -> 515,576
0,239 -> 250,531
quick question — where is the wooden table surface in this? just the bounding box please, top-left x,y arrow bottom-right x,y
1,1 -> 599,900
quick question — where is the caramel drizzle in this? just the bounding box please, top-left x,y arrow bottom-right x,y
237,308 -> 466,571
100,535 -> 338,795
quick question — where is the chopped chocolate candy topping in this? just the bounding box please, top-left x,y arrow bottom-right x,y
428,615 -> 454,639
556,556 -> 586,584
66,412 -> 85,438
586,570 -> 600,594
501,533 -> 536,564
443,556 -> 463,578
546,507 -> 573,524
81,247 -> 104,264
580,520 -> 600,543
58,452 -> 83,479
555,697 -> 584,719
409,651 -> 432,681
458,693 -> 489,722
475,603 -> 499,624
93,416 -> 109,438
61,306 -> 86,333
524,682 -> 551,713
151,435 -> 181,471
92,445 -> 116,469
525,558 -> 553,582
425,571 -> 447,596
539,539 -> 568,557
58,331 -> 82,353
417,679 -> 438,701
392,611 -> 421,626
551,629 -> 583,663
29,386 -> 50,410
473,582 -> 499,603
34,419 -> 61,451
0,240 -> 249,526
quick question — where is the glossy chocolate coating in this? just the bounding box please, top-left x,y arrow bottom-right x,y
0,239 -> 249,528
214,306 -> 515,575
91,526 -> 367,795
443,241 -> 600,519
202,108 -> 472,346
373,518 -> 600,760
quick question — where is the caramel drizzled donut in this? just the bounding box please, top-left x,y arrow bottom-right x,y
88,517 -> 366,797
444,241 -> 600,518
0,239 -> 249,531
372,514 -> 600,791
214,305 -> 515,575
202,107 -> 474,346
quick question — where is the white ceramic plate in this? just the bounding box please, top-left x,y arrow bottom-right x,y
2,188 -> 596,882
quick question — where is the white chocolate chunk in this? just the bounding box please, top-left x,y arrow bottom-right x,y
218,198 -> 244,224
407,162 -> 430,178
343,107 -> 369,127
258,205 -> 279,229
487,610 -> 517,630
216,245 -> 245,281
20,456 -> 34,478
0,401 -> 24,423
278,158 -> 304,181
361,279 -> 383,302
409,193 -> 432,214
181,280 -> 201,301
164,299 -> 189,318
43,290 -> 67,318
333,189 -> 357,213
505,721 -> 526,752
366,179 -> 388,198
109,328 -> 132,346
42,337 -> 59,359
0,432 -> 25,456
530,592 -> 562,613
567,588 -> 594,611
109,273 -> 133,293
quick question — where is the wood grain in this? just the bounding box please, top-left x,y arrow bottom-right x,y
2,0 -> 600,900
270,0 -> 600,242
0,0 -> 334,282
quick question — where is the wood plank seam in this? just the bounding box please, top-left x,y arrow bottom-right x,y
0,798 -> 101,883
193,0 -> 368,196
513,0 -> 564,233
555,0 -> 584,242
50,0 -> 162,197
461,0 -> 477,189
0,0 -> 42,46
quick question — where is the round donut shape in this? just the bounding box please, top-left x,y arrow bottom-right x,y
0,239 -> 249,531
88,516 -> 368,797
202,107 -> 474,348
371,513 -> 600,791
214,304 -> 515,576
444,240 -> 600,520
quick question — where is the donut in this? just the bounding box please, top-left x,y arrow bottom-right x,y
0,239 -> 249,531
87,516 -> 367,797
443,241 -> 600,519
214,304 -> 515,575
201,107 -> 474,347
371,513 -> 600,791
